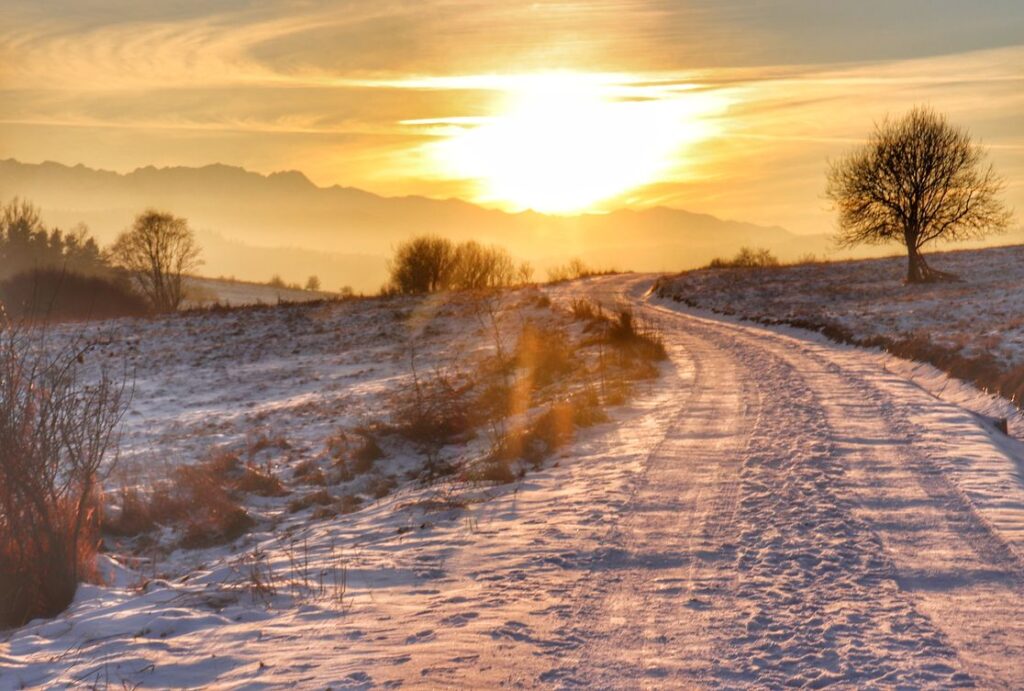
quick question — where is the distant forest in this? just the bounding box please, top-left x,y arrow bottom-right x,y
0,198 -> 107,281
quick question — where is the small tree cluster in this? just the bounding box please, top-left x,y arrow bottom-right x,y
0,198 -> 106,281
387,236 -> 532,294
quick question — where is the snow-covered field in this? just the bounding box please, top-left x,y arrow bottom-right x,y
4,271 -> 1024,688
1,284 -> 666,688
656,245 -> 1024,370
184,276 -> 339,307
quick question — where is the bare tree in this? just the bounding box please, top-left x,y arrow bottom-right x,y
387,236 -> 457,294
305,275 -> 321,292
0,323 -> 130,626
450,241 -> 517,290
108,210 -> 202,311
827,107 -> 1011,283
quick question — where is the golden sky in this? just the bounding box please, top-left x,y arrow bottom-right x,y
1,1 -> 1022,233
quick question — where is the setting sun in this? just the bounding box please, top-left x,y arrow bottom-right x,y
425,74 -> 726,213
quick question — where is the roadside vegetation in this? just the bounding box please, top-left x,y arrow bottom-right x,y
91,286 -> 665,593
0,324 -> 130,627
657,245 -> 1024,410
707,247 -> 780,269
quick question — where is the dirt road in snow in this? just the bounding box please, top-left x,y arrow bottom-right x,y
498,275 -> 1024,688
7,275 -> 1024,689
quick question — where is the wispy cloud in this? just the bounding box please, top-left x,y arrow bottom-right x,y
0,1 -> 1021,231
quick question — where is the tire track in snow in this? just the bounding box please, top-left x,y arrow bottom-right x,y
546,304 -> 754,686
725,318 -> 1024,688
689,322 -> 972,688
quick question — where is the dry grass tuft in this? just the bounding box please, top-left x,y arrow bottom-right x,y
102,451 -> 261,550
235,464 -> 289,497
288,489 -> 333,514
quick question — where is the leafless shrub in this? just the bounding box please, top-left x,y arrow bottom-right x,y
465,457 -> 517,485
236,546 -> 277,604
312,493 -> 363,519
246,432 -> 290,460
387,236 -> 530,294
546,259 -> 620,283
292,459 -> 328,486
235,464 -> 289,497
707,247 -> 779,269
570,297 -> 603,322
397,354 -> 475,457
514,322 -> 573,388
365,474 -> 398,499
605,307 -> 668,363
103,452 -> 255,550
287,489 -> 333,514
328,428 -> 386,480
0,325 -> 130,627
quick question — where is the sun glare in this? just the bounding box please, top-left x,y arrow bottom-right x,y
427,73 -> 725,214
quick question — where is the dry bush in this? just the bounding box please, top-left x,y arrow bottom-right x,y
103,452 -> 256,550
481,389 -> 609,477
465,458 -> 517,485
572,299 -> 667,366
396,363 -> 476,452
387,236 -> 528,294
235,464 -> 289,497
0,325 -> 129,628
708,247 -> 780,269
102,486 -> 157,537
605,308 -> 668,363
310,492 -> 363,520
546,259 -> 621,283
366,474 -> 398,499
328,428 -> 386,480
570,297 -> 603,322
247,432 -> 290,459
293,459 -> 327,486
515,322 -> 574,388
288,489 -> 333,514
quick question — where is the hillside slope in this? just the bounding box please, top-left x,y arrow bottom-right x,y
0,159 -> 836,291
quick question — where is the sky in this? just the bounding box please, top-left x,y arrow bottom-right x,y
0,0 -> 1022,234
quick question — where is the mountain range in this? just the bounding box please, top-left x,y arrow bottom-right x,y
0,158 -> 843,292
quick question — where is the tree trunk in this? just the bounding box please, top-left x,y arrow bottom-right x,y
906,246 -> 959,283
906,247 -> 926,283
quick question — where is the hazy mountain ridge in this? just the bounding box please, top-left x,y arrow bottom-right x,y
0,158 -> 837,291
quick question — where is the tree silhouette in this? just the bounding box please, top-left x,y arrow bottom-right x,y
108,210 -> 202,311
827,107 -> 1011,283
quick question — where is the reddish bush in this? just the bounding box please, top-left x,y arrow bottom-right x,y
0,327 -> 128,627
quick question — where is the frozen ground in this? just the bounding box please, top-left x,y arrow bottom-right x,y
656,245 -> 1024,369
4,273 -> 1024,688
184,276 -> 338,307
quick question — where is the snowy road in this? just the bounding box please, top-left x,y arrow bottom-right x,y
493,275 -> 1024,688
6,275 -> 1024,688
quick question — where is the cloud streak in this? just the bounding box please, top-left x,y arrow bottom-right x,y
0,1 -> 1021,233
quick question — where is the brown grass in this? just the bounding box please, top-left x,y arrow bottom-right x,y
287,489 -> 334,514
235,464 -> 289,497
0,497 -> 101,628
102,452 -> 259,550
366,474 -> 398,499
515,323 -> 574,387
